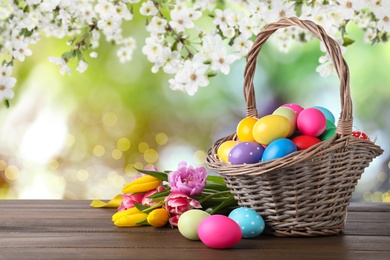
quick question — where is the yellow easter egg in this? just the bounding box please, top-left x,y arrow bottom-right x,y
252,115 -> 291,145
236,116 -> 258,142
272,107 -> 297,137
217,140 -> 238,162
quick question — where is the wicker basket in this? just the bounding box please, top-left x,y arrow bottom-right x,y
206,17 -> 384,237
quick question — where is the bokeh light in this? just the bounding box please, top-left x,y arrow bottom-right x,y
5,165 -> 19,181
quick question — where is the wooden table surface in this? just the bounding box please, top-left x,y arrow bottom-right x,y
0,200 -> 389,259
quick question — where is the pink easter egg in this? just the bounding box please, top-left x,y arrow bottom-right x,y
281,103 -> 304,116
297,108 -> 327,137
198,215 -> 242,249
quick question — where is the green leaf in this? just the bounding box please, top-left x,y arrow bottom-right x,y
147,188 -> 171,198
206,175 -> 226,184
381,32 -> 388,42
133,203 -> 149,212
342,37 -> 355,47
19,28 -> 34,37
207,71 -> 217,78
135,218 -> 150,225
199,190 -> 233,204
204,183 -> 229,191
134,167 -> 169,182
209,196 -> 238,215
4,99 -> 10,108
293,0 -> 304,17
61,50 -> 76,61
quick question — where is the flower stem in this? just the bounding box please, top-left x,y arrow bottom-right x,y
209,196 -> 238,215
198,190 -> 233,204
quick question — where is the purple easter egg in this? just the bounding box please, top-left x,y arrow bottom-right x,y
228,142 -> 264,164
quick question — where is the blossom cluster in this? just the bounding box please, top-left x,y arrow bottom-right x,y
111,162 -> 237,227
1,0 -> 389,105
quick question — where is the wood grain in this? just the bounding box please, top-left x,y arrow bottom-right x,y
0,200 -> 389,259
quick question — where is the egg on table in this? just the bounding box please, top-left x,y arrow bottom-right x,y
228,207 -> 265,238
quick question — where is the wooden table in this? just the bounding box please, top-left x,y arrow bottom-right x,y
0,200 -> 389,259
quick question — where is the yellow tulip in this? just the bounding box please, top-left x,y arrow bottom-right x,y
147,208 -> 169,227
122,175 -> 162,194
112,207 -> 148,227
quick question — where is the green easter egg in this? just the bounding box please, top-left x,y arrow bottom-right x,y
320,127 -> 336,140
325,120 -> 335,130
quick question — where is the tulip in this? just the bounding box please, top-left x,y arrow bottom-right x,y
147,208 -> 169,227
122,175 -> 162,194
118,193 -> 144,211
142,186 -> 167,207
164,192 -> 202,226
168,161 -> 207,196
112,207 -> 148,227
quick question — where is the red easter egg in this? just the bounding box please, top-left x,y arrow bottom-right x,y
292,135 -> 321,150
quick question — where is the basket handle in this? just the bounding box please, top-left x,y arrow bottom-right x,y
244,17 -> 352,136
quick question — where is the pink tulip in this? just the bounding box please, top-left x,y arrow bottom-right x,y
168,161 -> 207,196
142,185 -> 166,207
118,193 -> 144,211
164,192 -> 202,226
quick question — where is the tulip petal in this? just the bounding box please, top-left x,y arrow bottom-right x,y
112,207 -> 148,227
122,175 -> 162,194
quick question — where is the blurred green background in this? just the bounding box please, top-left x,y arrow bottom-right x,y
0,20 -> 389,202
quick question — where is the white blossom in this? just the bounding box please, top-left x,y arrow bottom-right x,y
263,1 -> 295,24
147,16 -> 167,34
76,60 -> 88,73
97,15 -> 122,38
0,65 -> 13,78
210,49 -> 237,75
213,9 -> 230,28
174,54 -> 209,96
12,40 -> 33,62
232,34 -> 253,57
90,52 -> 98,58
169,9 -> 195,33
95,0 -> 116,20
48,56 -> 72,75
377,16 -> 390,32
39,0 -> 61,12
117,46 -> 134,63
114,2 -> 133,21
139,1 -> 158,16
142,37 -> 163,63
220,24 -> 235,39
0,76 -> 16,101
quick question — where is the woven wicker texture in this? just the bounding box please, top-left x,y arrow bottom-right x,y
206,17 -> 384,237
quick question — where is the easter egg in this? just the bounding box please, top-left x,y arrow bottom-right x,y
281,103 -> 304,115
228,142 -> 264,164
178,209 -> 210,240
217,140 -> 239,162
237,117 -> 258,142
313,106 -> 335,124
292,135 -> 321,150
324,119 -> 336,130
272,107 -> 297,137
262,138 -> 297,161
252,115 -> 291,145
198,215 -> 242,249
228,207 -> 265,238
297,108 -> 326,137
319,127 -> 336,141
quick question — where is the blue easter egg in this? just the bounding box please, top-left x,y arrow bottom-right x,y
312,106 -> 335,124
228,207 -> 265,238
229,142 -> 264,164
262,138 -> 297,161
